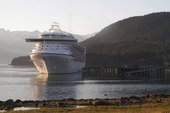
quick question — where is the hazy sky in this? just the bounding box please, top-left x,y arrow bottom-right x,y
0,0 -> 170,35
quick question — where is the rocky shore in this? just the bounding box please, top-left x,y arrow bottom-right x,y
1,94 -> 170,111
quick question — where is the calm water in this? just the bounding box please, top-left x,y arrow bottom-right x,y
0,64 -> 170,101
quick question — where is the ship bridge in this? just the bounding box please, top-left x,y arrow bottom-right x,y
25,24 -> 77,42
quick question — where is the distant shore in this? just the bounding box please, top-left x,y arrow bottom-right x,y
2,94 -> 170,113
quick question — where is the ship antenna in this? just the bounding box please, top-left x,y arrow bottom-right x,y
49,22 -> 62,32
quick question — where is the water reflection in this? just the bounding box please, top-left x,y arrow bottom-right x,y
33,72 -> 82,85
1,65 -> 170,101
31,72 -> 170,100
32,72 -> 124,100
31,73 -> 82,100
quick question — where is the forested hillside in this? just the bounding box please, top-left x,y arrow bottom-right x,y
83,12 -> 170,66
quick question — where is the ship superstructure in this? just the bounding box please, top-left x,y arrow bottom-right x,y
25,24 -> 86,74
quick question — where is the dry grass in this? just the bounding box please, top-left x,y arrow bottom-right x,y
4,103 -> 170,113
4,96 -> 170,113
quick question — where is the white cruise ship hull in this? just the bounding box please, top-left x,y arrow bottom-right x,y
30,53 -> 85,74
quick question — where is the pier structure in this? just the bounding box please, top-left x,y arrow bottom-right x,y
123,66 -> 165,80
82,66 -> 169,80
82,67 -> 118,80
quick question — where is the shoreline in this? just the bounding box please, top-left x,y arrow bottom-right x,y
1,94 -> 170,111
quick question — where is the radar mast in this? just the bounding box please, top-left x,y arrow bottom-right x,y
49,22 -> 62,32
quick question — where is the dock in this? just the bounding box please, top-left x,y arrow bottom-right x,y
82,66 -> 170,80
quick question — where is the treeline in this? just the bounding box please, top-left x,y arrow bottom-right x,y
82,12 -> 170,66
11,56 -> 33,66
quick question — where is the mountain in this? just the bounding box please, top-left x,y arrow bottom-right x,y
11,12 -> 170,67
0,40 -> 19,63
82,12 -> 170,66
73,33 -> 96,42
0,29 -> 94,64
0,29 -> 39,63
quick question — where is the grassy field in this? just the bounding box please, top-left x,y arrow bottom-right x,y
5,103 -> 170,113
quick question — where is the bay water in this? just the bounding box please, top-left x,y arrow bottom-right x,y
0,64 -> 170,101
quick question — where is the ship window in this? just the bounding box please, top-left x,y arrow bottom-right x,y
60,35 -> 67,37
41,34 -> 50,36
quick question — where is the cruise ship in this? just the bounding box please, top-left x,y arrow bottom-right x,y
25,24 -> 86,74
